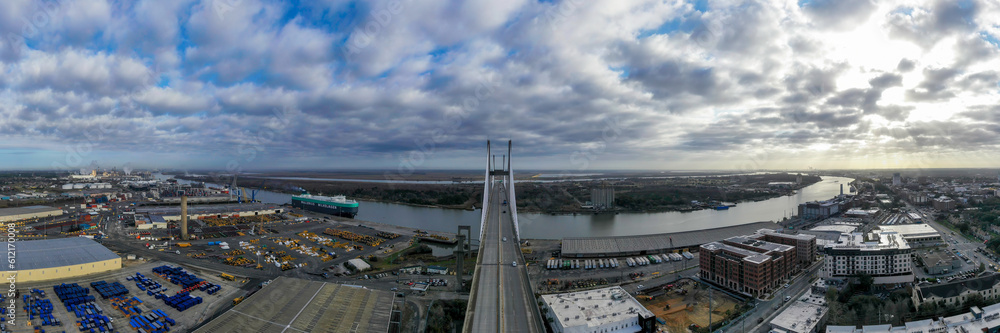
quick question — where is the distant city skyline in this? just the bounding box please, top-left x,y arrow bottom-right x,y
1,0 -> 999,170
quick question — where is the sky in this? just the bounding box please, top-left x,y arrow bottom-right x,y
0,0 -> 999,173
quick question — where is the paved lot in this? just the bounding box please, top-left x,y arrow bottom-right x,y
195,276 -> 395,333
907,203 -> 1000,279
526,239 -> 699,294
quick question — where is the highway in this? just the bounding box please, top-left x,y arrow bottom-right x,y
466,180 -> 544,333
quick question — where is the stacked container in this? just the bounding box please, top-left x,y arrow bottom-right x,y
91,281 -> 130,299
161,292 -> 203,312
152,265 -> 204,289
24,295 -> 60,327
54,283 -> 115,332
197,283 -> 222,295
53,283 -> 96,308
129,309 -> 175,332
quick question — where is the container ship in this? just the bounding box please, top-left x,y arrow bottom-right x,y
291,194 -> 359,218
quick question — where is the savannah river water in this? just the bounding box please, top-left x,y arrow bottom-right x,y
155,174 -> 851,240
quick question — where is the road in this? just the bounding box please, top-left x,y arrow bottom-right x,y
466,181 -> 543,333
906,203 -> 1000,276
723,258 -> 825,333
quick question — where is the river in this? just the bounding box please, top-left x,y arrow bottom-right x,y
153,174 -> 852,240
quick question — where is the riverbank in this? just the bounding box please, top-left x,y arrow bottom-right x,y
158,173 -> 851,239
171,172 -> 822,215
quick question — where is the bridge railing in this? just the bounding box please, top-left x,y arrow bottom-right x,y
480,142 -> 491,240
508,141 -> 519,241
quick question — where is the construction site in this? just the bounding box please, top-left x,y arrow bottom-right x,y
636,278 -> 743,333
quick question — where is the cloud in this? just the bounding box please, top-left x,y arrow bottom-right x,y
801,0 -> 877,30
0,0 -> 997,170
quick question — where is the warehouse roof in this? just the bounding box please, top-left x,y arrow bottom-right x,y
0,205 -> 61,217
541,286 -> 653,330
135,203 -> 281,215
916,273 -> 1000,300
194,277 -> 394,333
562,221 -> 779,257
879,224 -> 940,238
770,297 -> 827,333
1,237 -> 119,271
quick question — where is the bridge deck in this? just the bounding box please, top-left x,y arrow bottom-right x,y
466,180 -> 544,333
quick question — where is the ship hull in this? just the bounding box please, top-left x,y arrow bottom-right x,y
291,198 -> 359,218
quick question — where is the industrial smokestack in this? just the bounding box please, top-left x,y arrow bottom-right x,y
181,195 -> 189,240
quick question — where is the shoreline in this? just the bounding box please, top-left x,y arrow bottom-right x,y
169,174 -> 824,216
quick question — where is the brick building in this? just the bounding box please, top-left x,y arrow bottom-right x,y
754,231 -> 817,269
699,236 -> 795,297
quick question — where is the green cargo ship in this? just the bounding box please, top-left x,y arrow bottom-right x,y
291,194 -> 359,218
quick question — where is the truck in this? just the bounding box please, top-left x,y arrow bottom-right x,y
176,243 -> 191,248
220,273 -> 236,281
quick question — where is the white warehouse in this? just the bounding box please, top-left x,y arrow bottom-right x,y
540,286 -> 657,333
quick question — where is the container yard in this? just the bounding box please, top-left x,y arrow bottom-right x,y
10,261 -> 244,333
164,220 -> 413,276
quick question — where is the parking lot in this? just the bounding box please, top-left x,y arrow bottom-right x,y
909,204 -> 1000,282
525,239 -> 700,294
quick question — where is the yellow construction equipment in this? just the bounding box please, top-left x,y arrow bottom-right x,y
176,243 -> 191,248
220,273 -> 236,281
233,297 -> 244,306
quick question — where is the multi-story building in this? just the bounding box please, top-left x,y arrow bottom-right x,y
754,230 -> 817,268
893,173 -> 901,186
700,236 -> 795,297
912,274 -> 1000,308
591,186 -> 615,211
819,231 -> 913,285
798,200 -> 841,220
933,196 -> 957,211
905,191 -> 930,205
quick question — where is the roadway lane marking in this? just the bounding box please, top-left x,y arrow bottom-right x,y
281,282 -> 326,333
226,309 -> 308,333
498,184 -> 506,332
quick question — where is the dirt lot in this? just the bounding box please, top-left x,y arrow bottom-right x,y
638,279 -> 741,333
